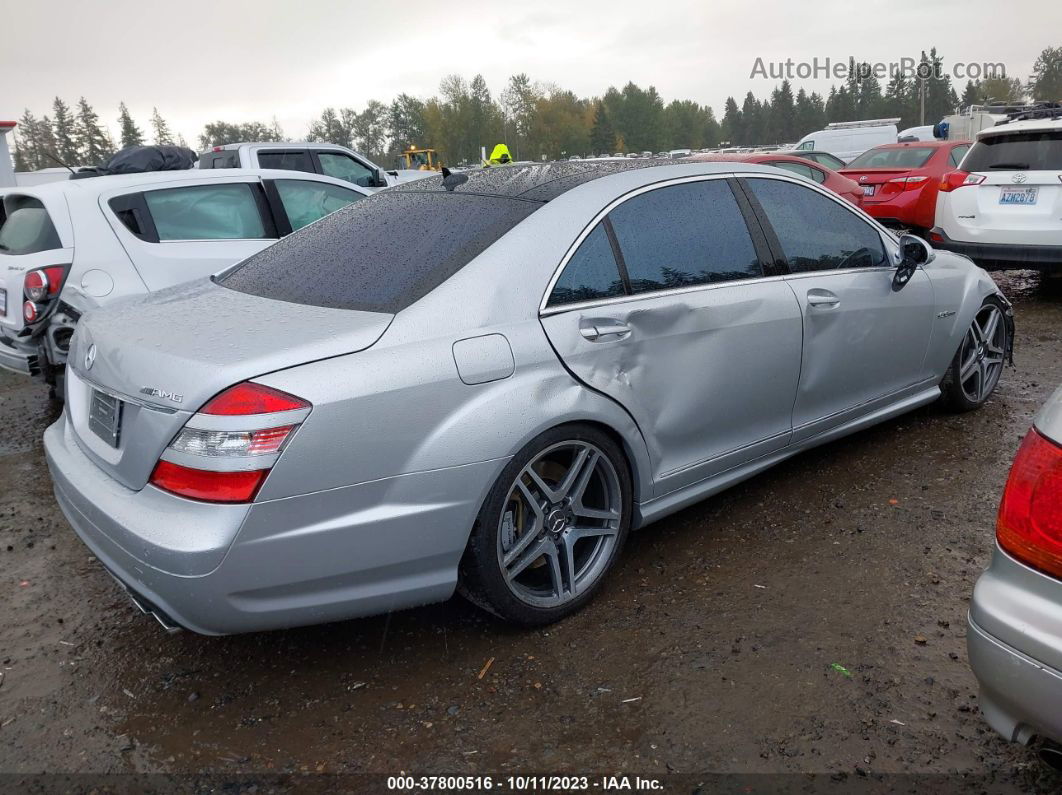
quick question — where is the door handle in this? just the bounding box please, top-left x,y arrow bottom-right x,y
806,290 -> 840,308
579,320 -> 631,341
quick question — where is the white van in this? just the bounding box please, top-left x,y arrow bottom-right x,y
792,118 -> 900,163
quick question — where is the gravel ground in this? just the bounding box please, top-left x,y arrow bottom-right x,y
0,271 -> 1060,792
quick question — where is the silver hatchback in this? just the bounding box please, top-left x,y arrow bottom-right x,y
44,161 -> 1013,634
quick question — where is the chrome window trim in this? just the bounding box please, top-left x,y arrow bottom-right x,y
538,171 -> 903,318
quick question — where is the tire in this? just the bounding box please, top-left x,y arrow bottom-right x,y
940,296 -> 1008,412
459,423 -> 633,626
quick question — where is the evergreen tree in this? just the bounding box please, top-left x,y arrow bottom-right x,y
75,97 -> 113,164
794,88 -> 825,139
1027,46 -> 1062,102
768,80 -> 796,143
720,96 -> 742,145
589,102 -> 615,154
117,102 -> 144,148
12,128 -> 31,172
51,98 -> 80,164
501,73 -> 539,160
387,94 -> 427,156
35,114 -> 59,169
150,107 -> 174,145
740,92 -> 761,144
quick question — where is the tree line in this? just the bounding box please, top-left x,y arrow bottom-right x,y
10,45 -> 1060,171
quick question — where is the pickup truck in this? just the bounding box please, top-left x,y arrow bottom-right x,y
198,142 -> 430,190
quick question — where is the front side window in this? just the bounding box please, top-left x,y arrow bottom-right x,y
609,180 -> 762,293
847,147 -> 936,169
275,179 -> 364,231
0,198 -> 61,255
548,222 -> 625,306
798,140 -> 815,151
747,178 -> 887,272
317,153 -> 375,187
962,132 -> 1062,172
257,150 -> 314,173
144,183 -> 268,241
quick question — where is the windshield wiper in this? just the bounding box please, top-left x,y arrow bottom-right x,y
988,162 -> 1029,169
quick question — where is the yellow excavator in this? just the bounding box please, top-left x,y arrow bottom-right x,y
399,145 -> 441,171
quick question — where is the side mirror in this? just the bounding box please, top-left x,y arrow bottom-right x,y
373,169 -> 389,188
893,233 -> 934,291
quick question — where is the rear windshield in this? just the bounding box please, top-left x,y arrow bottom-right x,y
962,130 -> 1062,172
0,197 -> 62,255
846,147 -> 936,169
219,191 -> 540,314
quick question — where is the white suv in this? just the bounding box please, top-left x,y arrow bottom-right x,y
933,112 -> 1062,272
0,168 -> 368,394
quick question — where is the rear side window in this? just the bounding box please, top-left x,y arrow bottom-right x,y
144,184 -> 269,241
0,197 -> 62,255
609,180 -> 761,292
948,145 -> 970,168
747,178 -> 886,272
847,147 -> 936,169
765,161 -> 816,182
257,150 -> 314,173
202,152 -> 239,169
962,131 -> 1062,172
549,222 -> 625,306
219,192 -> 540,314
317,152 -> 376,188
275,179 -> 364,231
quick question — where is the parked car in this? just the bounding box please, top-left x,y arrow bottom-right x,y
932,113 -> 1062,272
786,150 -> 847,171
198,141 -> 430,190
686,152 -> 864,206
44,160 -> 1012,635
0,169 -> 368,393
968,383 -> 1062,766
839,141 -> 971,234
792,118 -> 900,163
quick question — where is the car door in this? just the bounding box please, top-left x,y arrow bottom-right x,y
740,176 -> 936,441
539,177 -> 804,494
103,178 -> 278,292
265,178 -> 366,233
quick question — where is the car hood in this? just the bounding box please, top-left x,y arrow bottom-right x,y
69,278 -> 393,412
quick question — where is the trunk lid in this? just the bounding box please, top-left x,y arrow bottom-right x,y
964,171 -> 1062,245
66,279 -> 393,490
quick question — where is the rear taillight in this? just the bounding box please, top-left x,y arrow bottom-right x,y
885,175 -> 928,191
939,170 -> 986,192
149,382 -> 311,504
996,428 -> 1062,580
22,266 -> 68,324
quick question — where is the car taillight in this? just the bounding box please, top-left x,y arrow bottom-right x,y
939,170 -> 986,192
22,266 -> 68,324
996,428 -> 1062,580
886,175 -> 929,191
149,382 -> 311,504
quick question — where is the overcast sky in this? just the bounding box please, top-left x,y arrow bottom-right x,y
2,0 -> 1059,146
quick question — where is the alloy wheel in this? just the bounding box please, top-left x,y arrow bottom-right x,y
497,441 -> 623,608
958,303 -> 1006,404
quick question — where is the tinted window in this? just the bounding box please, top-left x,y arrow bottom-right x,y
145,184 -> 268,241
202,152 -> 239,169
275,179 -> 363,231
220,192 -> 539,314
257,150 -> 314,173
847,147 -> 936,169
962,131 -> 1062,172
747,178 -> 886,272
318,152 -> 375,187
609,180 -> 761,292
0,199 -> 61,255
549,222 -> 624,306
805,152 -> 846,170
765,161 -> 815,181
948,145 -> 970,168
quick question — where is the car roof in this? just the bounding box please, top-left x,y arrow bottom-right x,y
0,168 -> 359,198
387,159 -> 748,202
978,117 -> 1062,138
209,141 -> 348,151
859,141 -> 954,151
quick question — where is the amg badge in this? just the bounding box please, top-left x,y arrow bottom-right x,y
139,386 -> 184,404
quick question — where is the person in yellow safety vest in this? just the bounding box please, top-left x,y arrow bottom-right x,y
484,143 -> 513,167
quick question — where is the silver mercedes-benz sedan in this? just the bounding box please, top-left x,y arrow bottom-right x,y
44,160 -> 1014,634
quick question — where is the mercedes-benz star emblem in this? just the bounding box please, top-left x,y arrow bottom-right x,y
1012,172 -> 1027,184
84,344 -> 97,371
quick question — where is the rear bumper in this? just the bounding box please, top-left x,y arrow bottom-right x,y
861,190 -> 930,230
44,413 -> 499,634
930,228 -> 1062,269
967,545 -> 1062,745
0,331 -> 40,376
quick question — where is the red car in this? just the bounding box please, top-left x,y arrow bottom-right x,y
686,152 -> 864,206
839,141 -> 971,234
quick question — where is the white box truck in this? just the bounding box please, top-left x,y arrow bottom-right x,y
791,118 -> 900,163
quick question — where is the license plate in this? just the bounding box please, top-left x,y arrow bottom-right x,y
999,187 -> 1038,205
862,185 -> 875,196
89,389 -> 123,447
0,287 -> 6,317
